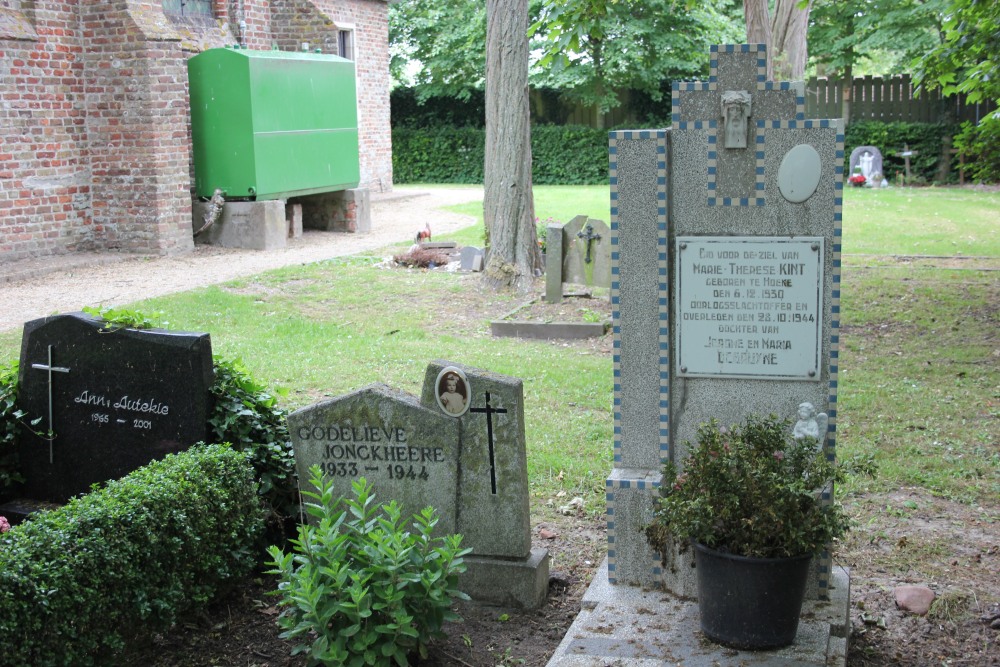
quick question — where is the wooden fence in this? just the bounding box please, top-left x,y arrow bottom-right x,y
535,75 -> 996,129
805,74 -> 995,125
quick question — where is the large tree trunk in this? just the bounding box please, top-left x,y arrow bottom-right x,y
744,0 -> 773,80
771,0 -> 811,80
744,0 -> 811,81
483,0 -> 540,291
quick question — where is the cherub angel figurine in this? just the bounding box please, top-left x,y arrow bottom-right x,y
792,402 -> 827,445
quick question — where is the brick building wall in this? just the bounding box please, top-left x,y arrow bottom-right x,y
0,0 -> 392,264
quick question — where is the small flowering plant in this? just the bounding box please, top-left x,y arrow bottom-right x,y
645,414 -> 868,560
849,173 -> 866,186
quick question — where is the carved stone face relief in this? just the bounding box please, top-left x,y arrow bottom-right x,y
720,90 -> 752,149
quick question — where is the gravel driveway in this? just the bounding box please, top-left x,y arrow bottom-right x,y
0,186 -> 484,333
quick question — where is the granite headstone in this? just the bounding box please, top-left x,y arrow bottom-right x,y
607,43 -> 842,600
545,216 -> 612,303
848,145 -> 883,182
16,312 -> 214,503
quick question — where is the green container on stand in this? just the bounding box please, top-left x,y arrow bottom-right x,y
188,47 -> 360,201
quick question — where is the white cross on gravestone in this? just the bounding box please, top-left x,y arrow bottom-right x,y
30,344 -> 70,464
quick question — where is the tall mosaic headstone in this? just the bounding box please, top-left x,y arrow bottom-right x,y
607,44 -> 843,598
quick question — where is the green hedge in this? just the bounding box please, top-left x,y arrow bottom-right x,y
844,121 -> 961,185
0,444 -> 264,667
392,125 -> 609,185
394,120 -> 968,186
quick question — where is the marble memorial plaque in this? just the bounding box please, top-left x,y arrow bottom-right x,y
676,237 -> 823,379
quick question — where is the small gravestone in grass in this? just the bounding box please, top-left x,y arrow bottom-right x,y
8,312 -> 213,512
545,215 -> 612,304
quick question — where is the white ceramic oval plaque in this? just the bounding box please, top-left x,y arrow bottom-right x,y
777,144 -> 822,203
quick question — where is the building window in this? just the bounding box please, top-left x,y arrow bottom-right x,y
162,0 -> 213,18
337,29 -> 354,60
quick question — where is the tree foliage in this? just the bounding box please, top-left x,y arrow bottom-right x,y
913,0 -> 1000,107
530,0 -> 742,113
389,0 -> 485,101
809,0 -> 945,78
390,0 -> 743,112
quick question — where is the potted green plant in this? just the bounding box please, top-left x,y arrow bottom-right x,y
645,413 -> 872,650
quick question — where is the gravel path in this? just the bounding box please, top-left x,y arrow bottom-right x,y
0,186 -> 484,333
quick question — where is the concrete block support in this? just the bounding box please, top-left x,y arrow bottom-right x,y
193,200 -> 287,251
299,188 -> 371,233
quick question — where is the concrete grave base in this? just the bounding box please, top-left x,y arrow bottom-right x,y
194,200 -> 287,250
298,188 -> 371,233
458,548 -> 550,610
546,559 -> 850,667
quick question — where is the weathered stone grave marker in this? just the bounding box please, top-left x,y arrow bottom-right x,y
606,43 -> 843,601
288,383 -> 461,536
545,215 -> 612,303
459,246 -> 485,272
288,361 -> 549,608
13,312 -> 214,504
849,145 -> 884,183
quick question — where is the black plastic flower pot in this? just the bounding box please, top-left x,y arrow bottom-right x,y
694,542 -> 812,650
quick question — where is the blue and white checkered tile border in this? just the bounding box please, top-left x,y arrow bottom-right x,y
608,130 -> 670,468
606,477 -> 663,584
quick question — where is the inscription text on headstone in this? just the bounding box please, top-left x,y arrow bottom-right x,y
677,236 -> 823,378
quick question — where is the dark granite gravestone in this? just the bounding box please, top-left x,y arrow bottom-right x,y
16,312 -> 214,503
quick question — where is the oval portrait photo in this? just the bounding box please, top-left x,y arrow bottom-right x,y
435,366 -> 470,417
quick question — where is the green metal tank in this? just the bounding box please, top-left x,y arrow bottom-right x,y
188,47 -> 360,200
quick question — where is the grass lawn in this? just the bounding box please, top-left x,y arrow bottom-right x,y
0,184 -> 996,510
0,184 -> 996,664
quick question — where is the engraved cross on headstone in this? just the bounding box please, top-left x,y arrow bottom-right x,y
30,344 -> 70,464
576,223 -> 602,264
469,391 -> 507,495
672,44 -> 805,206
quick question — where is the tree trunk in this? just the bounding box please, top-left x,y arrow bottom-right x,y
483,0 -> 540,291
743,0 -> 773,80
744,0 -> 811,81
771,0 -> 811,81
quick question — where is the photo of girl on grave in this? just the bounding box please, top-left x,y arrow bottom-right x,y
435,367 -> 470,417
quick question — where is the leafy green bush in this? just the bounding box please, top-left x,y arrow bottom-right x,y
267,468 -> 470,666
0,444 -> 263,667
0,362 -> 26,496
208,357 -> 298,529
954,116 -> 1000,183
844,121 -> 961,184
645,415 -> 875,560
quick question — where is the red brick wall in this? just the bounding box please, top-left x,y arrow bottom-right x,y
271,0 -> 393,193
1,1 -> 90,261
0,0 -> 392,264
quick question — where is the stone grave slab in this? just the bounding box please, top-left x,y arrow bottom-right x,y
546,217 -> 612,303
459,246 -> 484,272
287,383 -> 460,536
421,360 -> 549,609
562,215 -> 612,288
16,312 -> 213,503
848,145 -> 883,182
